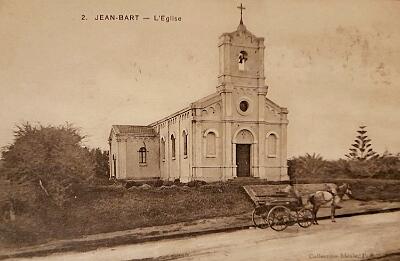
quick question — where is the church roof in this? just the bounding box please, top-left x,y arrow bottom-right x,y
112,125 -> 156,136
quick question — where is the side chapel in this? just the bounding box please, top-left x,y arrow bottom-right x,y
108,5 -> 289,182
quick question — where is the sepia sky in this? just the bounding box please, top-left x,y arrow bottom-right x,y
0,0 -> 399,159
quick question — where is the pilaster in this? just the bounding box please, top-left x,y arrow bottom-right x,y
117,137 -> 127,179
193,108 -> 203,179
280,111 -> 289,180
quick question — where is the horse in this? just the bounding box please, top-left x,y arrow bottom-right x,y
307,183 -> 352,224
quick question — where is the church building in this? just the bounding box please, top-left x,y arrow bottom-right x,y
108,7 -> 289,182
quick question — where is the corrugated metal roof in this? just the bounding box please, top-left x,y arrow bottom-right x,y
112,125 -> 156,136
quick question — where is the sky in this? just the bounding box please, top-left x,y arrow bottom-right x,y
0,0 -> 399,159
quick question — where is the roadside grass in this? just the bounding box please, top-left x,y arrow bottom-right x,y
69,184 -> 254,235
0,182 -> 254,248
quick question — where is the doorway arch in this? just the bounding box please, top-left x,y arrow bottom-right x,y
233,128 -> 256,177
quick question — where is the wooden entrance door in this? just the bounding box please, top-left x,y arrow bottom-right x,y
236,144 -> 251,177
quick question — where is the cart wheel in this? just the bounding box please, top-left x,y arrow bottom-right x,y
252,208 -> 268,229
297,208 -> 313,228
267,206 -> 290,231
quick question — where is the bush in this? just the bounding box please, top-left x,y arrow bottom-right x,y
187,180 -> 207,187
372,153 -> 400,179
125,181 -> 138,189
288,153 -> 327,180
163,180 -> 174,186
153,179 -> 164,187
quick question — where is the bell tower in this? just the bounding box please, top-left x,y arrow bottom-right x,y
217,4 -> 267,92
216,4 -> 284,181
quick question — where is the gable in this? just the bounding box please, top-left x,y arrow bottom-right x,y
265,98 -> 288,122
109,128 -> 117,141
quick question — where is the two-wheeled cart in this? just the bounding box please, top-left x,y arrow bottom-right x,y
252,192 -> 314,231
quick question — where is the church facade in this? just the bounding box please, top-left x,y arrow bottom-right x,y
108,19 -> 289,182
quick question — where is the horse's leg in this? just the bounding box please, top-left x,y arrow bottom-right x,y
314,206 -> 320,225
311,204 -> 316,225
310,196 -> 317,225
331,205 -> 336,222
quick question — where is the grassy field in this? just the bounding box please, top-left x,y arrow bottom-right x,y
1,178 -> 399,249
0,182 -> 254,248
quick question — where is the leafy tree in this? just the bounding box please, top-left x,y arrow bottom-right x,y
90,148 -> 109,179
345,125 -> 378,161
1,122 -> 95,206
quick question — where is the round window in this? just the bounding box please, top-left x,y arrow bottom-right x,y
239,101 -> 249,112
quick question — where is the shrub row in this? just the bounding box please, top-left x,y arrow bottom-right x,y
289,153 -> 400,180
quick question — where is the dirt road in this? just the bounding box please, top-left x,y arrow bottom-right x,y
11,212 -> 400,261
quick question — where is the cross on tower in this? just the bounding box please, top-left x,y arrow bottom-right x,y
237,3 -> 246,24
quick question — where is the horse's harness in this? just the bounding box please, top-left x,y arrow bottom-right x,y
326,190 -> 337,206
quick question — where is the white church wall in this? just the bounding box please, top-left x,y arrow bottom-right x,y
158,122 -> 169,180
200,103 -> 222,121
265,103 -> 283,122
124,136 -> 160,180
262,124 -> 288,181
117,138 -> 127,179
155,110 -> 192,182
178,114 -> 192,182
199,123 -> 223,182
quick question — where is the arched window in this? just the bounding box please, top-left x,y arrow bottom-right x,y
206,132 -> 216,157
267,134 -> 278,157
171,134 -> 176,159
139,147 -> 147,163
182,131 -> 188,157
161,138 -> 166,161
238,51 -> 248,71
